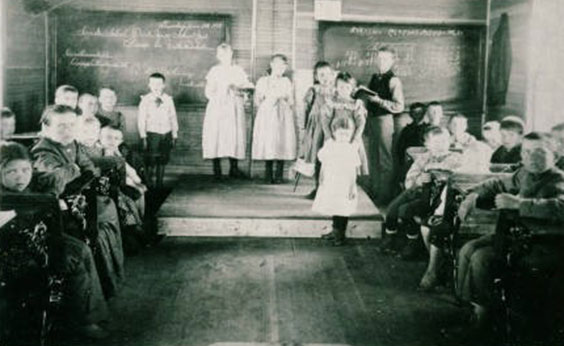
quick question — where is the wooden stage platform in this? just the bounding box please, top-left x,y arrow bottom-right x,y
157,175 -> 383,238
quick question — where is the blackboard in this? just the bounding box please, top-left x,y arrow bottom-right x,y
54,10 -> 231,106
319,22 -> 486,107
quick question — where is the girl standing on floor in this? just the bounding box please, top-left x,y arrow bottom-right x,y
252,54 -> 296,184
300,61 -> 336,198
202,43 -> 254,180
312,117 -> 361,246
325,72 -> 369,176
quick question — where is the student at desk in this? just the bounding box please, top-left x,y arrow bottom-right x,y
454,132 -> 564,340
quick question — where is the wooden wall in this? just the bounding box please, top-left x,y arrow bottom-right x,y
3,0 -> 47,133
3,0 -> 490,174
487,0 -> 532,122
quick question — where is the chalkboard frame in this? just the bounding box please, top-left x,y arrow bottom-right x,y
48,9 -> 232,108
317,20 -> 487,115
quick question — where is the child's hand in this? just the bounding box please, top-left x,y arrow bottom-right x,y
458,193 -> 478,221
369,94 -> 382,104
418,172 -> 432,184
141,138 -> 147,150
172,138 -> 177,148
495,193 -> 521,210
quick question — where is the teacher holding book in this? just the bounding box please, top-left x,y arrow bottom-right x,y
364,46 -> 405,204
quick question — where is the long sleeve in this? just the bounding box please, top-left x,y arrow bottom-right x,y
519,185 -> 564,221
137,98 -> 147,139
472,171 -> 520,209
169,98 -> 178,139
301,87 -> 316,130
32,150 -> 81,195
76,143 -> 99,176
254,77 -> 267,108
404,155 -> 427,189
352,101 -> 367,142
379,77 -> 404,114
321,108 -> 333,141
205,67 -> 217,100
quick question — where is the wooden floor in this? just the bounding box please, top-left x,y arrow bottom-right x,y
158,175 -> 382,238
59,237 -> 473,346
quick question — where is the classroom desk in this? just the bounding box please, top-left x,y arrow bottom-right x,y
5,132 -> 40,148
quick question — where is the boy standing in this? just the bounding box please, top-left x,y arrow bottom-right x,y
381,127 -> 462,259
137,72 -> 178,189
366,46 -> 405,203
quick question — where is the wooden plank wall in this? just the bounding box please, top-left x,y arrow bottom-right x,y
487,0 -> 532,122
3,0 -> 490,174
3,0 -> 47,133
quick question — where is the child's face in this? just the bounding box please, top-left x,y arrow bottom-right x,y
270,58 -> 287,77
500,129 -> 521,149
99,128 -> 123,151
99,89 -> 117,111
334,128 -> 353,143
376,51 -> 394,74
148,77 -> 165,95
77,120 -> 101,146
1,117 -> 16,139
521,139 -> 555,174
409,107 -> 425,124
217,48 -> 233,65
44,112 -> 77,145
55,91 -> 78,109
1,159 -> 32,192
425,133 -> 450,155
448,118 -> 467,138
483,127 -> 501,146
425,105 -> 443,126
315,66 -> 334,87
336,79 -> 354,100
78,97 -> 99,117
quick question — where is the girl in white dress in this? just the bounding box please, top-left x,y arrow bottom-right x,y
252,54 -> 297,183
312,117 -> 361,246
202,43 -> 253,179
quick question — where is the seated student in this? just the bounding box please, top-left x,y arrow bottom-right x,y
78,93 -> 99,119
481,121 -> 501,150
77,120 -> 144,254
1,107 -> 16,141
394,102 -> 427,182
424,101 -> 444,128
490,116 -> 524,165
0,141 -> 109,339
380,127 -> 462,259
97,87 -> 126,131
454,132 -> 564,340
551,122 -> 564,169
448,114 -> 492,173
31,105 -> 124,299
54,85 -> 79,110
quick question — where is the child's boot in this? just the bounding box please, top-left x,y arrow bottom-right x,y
264,161 -> 274,184
332,227 -> 346,246
229,158 -> 246,179
274,160 -> 284,184
213,159 -> 222,181
156,164 -> 165,189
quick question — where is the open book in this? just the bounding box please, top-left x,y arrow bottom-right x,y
351,85 -> 377,99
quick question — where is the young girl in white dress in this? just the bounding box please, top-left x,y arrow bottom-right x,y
202,43 -> 253,179
312,117 -> 361,246
252,54 -> 296,183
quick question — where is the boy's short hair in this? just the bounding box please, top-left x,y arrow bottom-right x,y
523,132 -> 559,155
149,72 -> 166,82
99,86 -> 116,95
423,126 -> 448,141
409,102 -> 425,112
314,61 -> 331,71
449,113 -> 468,124
78,93 -> 97,103
482,120 -> 500,131
377,46 -> 395,57
40,105 -> 77,126
427,101 -> 442,108
335,71 -> 356,85
551,122 -> 564,132
216,43 -> 233,54
1,107 -> 15,119
500,116 -> 525,134
0,141 -> 30,168
55,85 -> 78,98
81,115 -> 101,127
